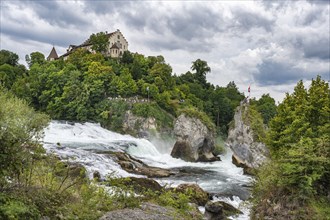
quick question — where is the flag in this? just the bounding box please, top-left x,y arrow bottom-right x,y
248,86 -> 250,93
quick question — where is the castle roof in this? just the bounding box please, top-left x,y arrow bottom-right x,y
47,47 -> 58,60
110,43 -> 119,49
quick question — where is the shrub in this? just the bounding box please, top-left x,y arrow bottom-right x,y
178,107 -> 216,132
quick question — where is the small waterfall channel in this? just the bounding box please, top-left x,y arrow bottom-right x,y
43,121 -> 253,219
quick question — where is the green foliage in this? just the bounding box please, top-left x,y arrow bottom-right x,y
158,190 -> 191,211
103,100 -> 129,132
242,105 -> 266,142
252,76 -> 330,219
191,59 -> 210,86
26,51 -> 45,67
0,194 -> 40,219
0,57 -> 26,89
0,88 -> 49,187
1,155 -> 116,220
250,94 -> 277,125
0,50 -> 19,66
214,136 -> 226,155
89,32 -> 110,53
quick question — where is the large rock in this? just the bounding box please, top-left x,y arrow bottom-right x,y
204,200 -> 242,220
109,177 -> 163,193
226,103 -> 269,171
123,110 -> 158,138
113,152 -> 174,178
170,114 -> 219,162
100,202 -> 202,220
175,183 -> 209,206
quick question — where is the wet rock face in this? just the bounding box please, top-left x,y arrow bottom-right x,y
204,200 -> 242,220
226,104 -> 269,170
170,114 -> 218,162
113,152 -> 174,178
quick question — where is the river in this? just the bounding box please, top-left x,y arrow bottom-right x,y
43,121 -> 252,219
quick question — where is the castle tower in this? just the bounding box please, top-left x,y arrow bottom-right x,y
47,46 -> 58,61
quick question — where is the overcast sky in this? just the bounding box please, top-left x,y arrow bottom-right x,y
1,0 -> 329,102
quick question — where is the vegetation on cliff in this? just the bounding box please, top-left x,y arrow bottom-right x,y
0,49 -> 245,135
252,76 -> 330,219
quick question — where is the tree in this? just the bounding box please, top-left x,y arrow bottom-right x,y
130,53 -> 149,80
117,68 -> 138,97
89,32 -> 109,54
149,63 -> 174,90
250,94 -> 277,124
253,76 -> 330,219
191,59 -> 211,85
25,52 -> 45,67
121,51 -> 134,64
0,50 -> 19,66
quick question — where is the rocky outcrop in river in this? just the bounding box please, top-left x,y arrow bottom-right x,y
226,103 -> 269,173
113,152 -> 174,178
170,114 -> 219,162
204,200 -> 242,220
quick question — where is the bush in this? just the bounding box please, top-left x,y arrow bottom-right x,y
178,107 -> 216,132
242,104 -> 266,142
0,88 -> 49,189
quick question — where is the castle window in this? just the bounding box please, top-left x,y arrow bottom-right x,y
117,35 -> 120,39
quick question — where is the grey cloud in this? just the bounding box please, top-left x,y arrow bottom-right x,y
121,4 -> 224,52
293,37 -> 330,60
306,0 -> 330,5
2,24 -> 85,48
255,60 -> 329,86
303,38 -> 330,60
165,7 -> 224,40
20,0 -> 90,28
147,37 -> 215,53
230,8 -> 275,32
302,8 -> 324,25
83,1 -> 133,15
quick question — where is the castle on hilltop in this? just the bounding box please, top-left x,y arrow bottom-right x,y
47,29 -> 128,61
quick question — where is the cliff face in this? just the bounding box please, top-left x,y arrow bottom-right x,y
170,114 -> 219,162
226,103 -> 269,170
122,110 -> 158,138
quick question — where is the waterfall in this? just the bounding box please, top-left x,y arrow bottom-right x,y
43,120 -> 252,219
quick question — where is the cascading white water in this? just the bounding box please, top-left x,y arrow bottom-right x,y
43,121 -> 252,219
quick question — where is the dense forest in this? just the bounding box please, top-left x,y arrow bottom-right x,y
0,48 -> 277,136
0,47 -> 329,219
